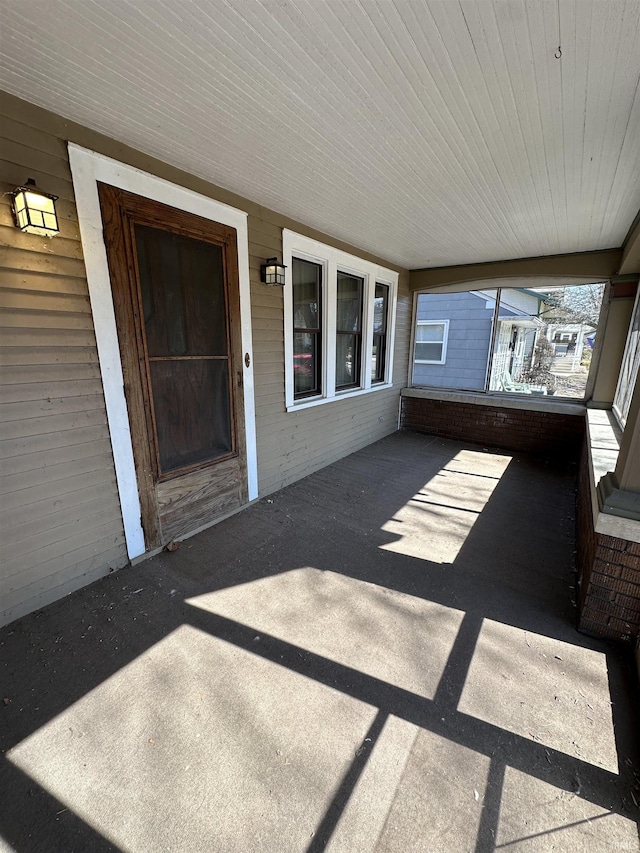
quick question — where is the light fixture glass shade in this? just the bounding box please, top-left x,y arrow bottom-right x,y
12,180 -> 59,236
260,257 -> 286,285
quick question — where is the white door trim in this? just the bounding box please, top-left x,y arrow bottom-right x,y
68,143 -> 258,559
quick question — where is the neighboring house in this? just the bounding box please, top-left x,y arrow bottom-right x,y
488,291 -> 543,391
547,322 -> 595,370
413,289 -> 543,392
413,291 -> 496,390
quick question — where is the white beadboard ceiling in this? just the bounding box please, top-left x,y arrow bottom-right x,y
1,0 -> 639,269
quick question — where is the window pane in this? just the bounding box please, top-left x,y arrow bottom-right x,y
294,331 -> 320,397
336,272 -> 363,388
416,322 -> 444,343
135,223 -> 226,357
488,284 -> 605,398
372,284 -> 389,383
415,342 -> 443,362
373,284 -> 388,333
372,339 -> 380,381
293,258 -> 322,398
412,291 -> 496,389
337,272 -> 363,332
150,359 -> 232,473
293,258 -> 321,330
336,334 -> 359,388
372,334 -> 386,382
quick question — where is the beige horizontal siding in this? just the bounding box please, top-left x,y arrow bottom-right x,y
0,361 -> 101,386
0,408 -> 108,440
246,204 -> 412,496
2,432 -> 113,475
1,538 -> 126,624
0,346 -> 100,366
1,451 -> 117,502
0,158 -> 75,202
0,267 -> 92,296
1,480 -> 118,528
2,509 -> 124,578
0,90 -> 412,626
0,103 -> 128,628
3,490 -> 120,544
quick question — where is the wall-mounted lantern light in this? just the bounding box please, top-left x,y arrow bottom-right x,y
11,178 -> 60,236
260,257 -> 286,286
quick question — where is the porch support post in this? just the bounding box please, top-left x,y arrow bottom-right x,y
596,371 -> 640,521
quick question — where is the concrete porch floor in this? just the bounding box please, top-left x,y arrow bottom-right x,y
1,431 -> 639,853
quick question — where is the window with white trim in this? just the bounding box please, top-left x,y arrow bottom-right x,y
336,271 -> 364,390
415,320 -> 449,364
283,230 -> 398,410
371,283 -> 390,383
292,258 -> 322,399
613,287 -> 640,428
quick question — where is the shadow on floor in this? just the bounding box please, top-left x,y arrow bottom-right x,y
1,432 -> 639,852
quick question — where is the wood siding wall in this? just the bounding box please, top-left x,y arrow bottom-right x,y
248,221 -> 411,496
0,91 -> 411,625
0,103 -> 128,627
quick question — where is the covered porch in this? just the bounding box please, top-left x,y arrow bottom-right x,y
1,431 -> 639,852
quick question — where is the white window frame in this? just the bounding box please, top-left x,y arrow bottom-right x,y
613,287 -> 640,429
283,230 -> 398,411
414,319 -> 450,365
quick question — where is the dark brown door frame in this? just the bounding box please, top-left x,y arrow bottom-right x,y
98,183 -> 246,548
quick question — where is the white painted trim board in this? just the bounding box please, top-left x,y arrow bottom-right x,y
67,144 -> 258,559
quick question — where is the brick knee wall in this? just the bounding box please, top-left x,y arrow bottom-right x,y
577,437 -> 640,643
400,396 -> 584,458
400,396 -> 640,643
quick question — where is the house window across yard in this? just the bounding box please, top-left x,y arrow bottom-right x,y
412,283 -> 605,399
283,230 -> 398,410
415,320 -> 449,364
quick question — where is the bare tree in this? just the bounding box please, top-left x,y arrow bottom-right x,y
539,283 -> 605,327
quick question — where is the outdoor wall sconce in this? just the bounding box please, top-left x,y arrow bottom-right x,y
260,257 -> 286,286
11,178 -> 60,236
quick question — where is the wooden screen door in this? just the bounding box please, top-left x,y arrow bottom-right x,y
98,184 -> 248,549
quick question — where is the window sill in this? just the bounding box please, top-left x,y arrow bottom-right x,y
586,409 -> 640,543
402,386 -> 586,416
287,382 -> 393,412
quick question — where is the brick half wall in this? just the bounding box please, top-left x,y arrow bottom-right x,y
400,395 -> 584,458
577,439 -> 640,643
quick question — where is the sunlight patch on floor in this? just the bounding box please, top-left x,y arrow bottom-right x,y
328,721 -> 490,853
325,714 -> 419,852
379,449 -> 512,562
458,620 -> 618,773
8,625 -> 378,853
188,568 -> 465,699
496,766 -> 639,851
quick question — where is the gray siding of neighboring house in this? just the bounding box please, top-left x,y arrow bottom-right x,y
413,292 -> 494,390
0,90 -> 411,626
